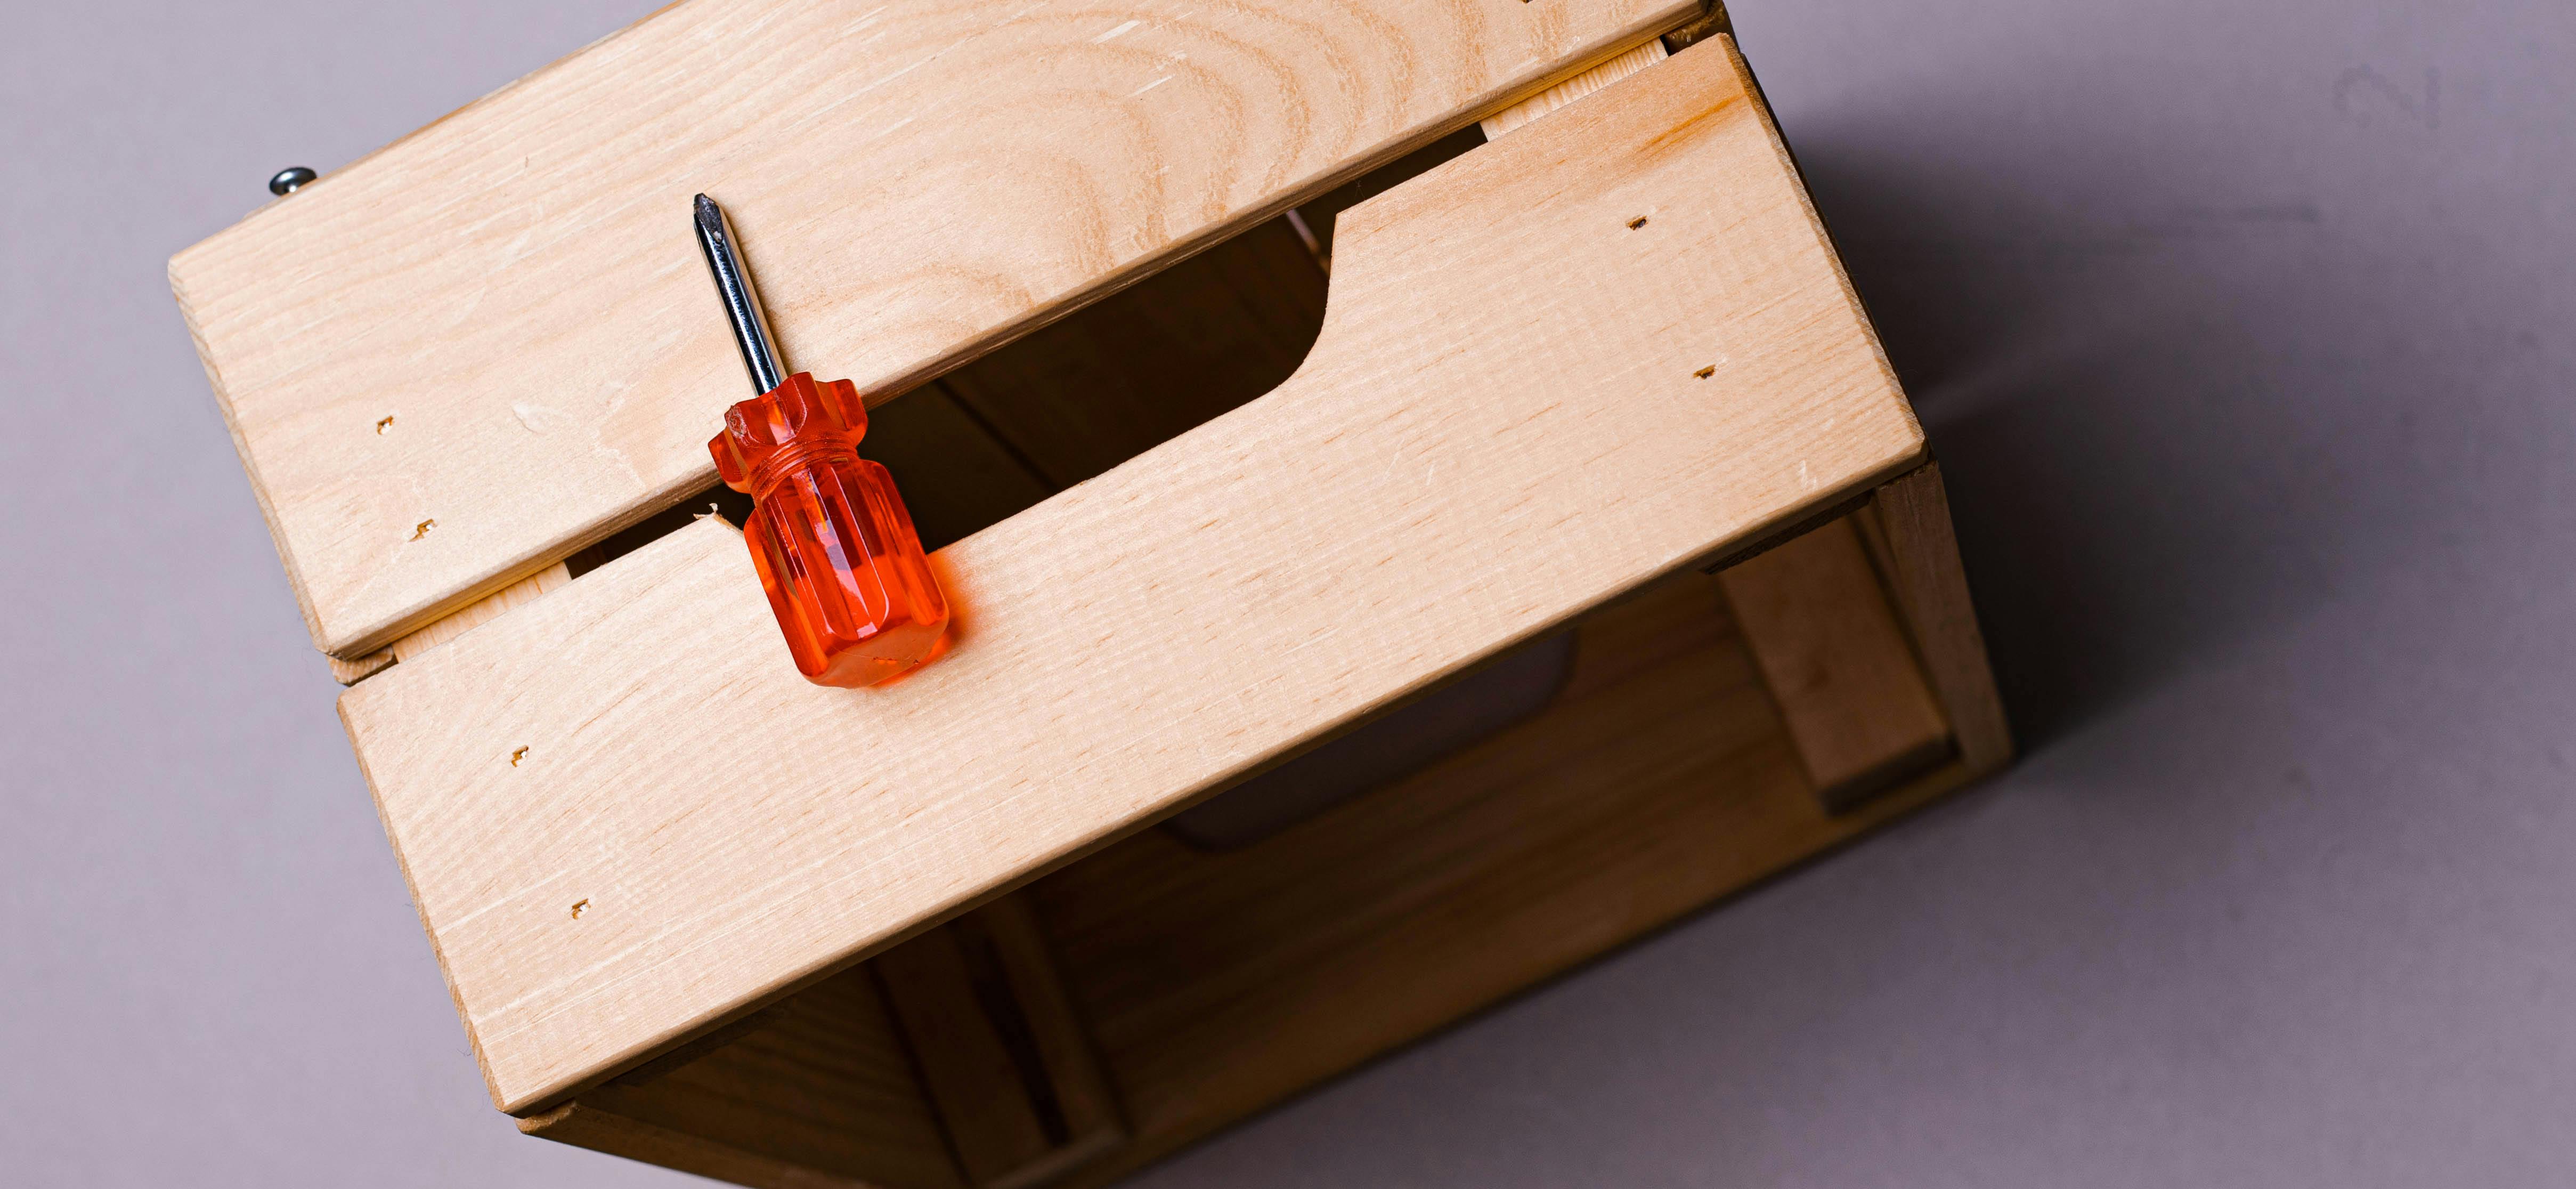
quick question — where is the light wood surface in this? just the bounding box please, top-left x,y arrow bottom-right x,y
327,649 -> 394,685
1482,37 -> 1670,138
337,37 -> 1923,1115
328,562 -> 572,685
170,0 -> 1700,659
391,562 -> 570,662
534,567 -> 1972,1188
335,216 -> 1331,686
1719,516 -> 1952,811
1865,463 -> 2014,774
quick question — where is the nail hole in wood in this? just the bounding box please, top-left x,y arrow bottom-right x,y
1694,365 -> 1716,379
570,899 -> 588,919
410,518 -> 436,540
510,746 -> 529,767
376,415 -> 394,434
1628,216 -> 1648,229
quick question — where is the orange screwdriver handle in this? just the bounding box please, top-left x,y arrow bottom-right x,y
692,193 -> 947,687
710,374 -> 949,687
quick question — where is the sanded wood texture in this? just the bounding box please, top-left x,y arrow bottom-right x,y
328,561 -> 572,684
326,649 -> 394,685
337,37 -> 1923,1114
1718,516 -> 1952,811
1482,36 -> 1670,137
170,0 -> 1700,659
391,561 -> 570,662
534,567 -> 1972,1188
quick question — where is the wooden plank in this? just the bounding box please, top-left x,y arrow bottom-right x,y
327,649 -> 394,685
1867,463 -> 2013,773
1717,516 -> 1951,811
542,567 -> 1977,1189
525,965 -> 961,1189
249,124 -> 1362,685
327,562 -> 572,685
1482,37 -> 1670,138
337,37 -> 1924,1115
390,562 -> 570,663
1279,127 -> 1488,276
169,0 -> 1700,659
1035,572 -> 1976,1188
875,896 -> 1122,1189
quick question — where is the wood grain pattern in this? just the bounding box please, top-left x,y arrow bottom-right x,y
391,562 -> 570,662
1482,37 -> 1670,137
327,649 -> 394,685
327,561 -> 572,685
1036,571 -> 1973,1188
1718,516 -> 1951,811
337,37 -> 1922,1114
170,0 -> 1699,659
1866,463 -> 2013,774
536,563 -> 1970,1189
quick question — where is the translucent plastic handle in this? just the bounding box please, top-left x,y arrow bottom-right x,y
711,374 -> 949,687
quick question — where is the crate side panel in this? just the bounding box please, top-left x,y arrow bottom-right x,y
1034,574 -> 1970,1185
337,36 -> 1924,1114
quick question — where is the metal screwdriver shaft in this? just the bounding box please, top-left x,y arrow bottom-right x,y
695,193 -> 952,686
694,194 -> 787,395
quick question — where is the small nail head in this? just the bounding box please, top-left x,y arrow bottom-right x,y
269,166 -> 317,196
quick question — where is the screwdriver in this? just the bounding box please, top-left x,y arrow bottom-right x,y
695,194 -> 950,687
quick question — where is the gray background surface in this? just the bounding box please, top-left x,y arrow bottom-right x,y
5,1 -> 2571,1184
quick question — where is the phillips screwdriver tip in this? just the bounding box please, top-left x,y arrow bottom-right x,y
693,193 -> 787,395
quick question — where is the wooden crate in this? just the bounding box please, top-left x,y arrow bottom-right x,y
170,3 -> 2011,1185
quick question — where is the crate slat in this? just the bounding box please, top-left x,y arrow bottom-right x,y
1864,463 -> 2016,774
170,0 -> 1700,659
1719,515 -> 1953,810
